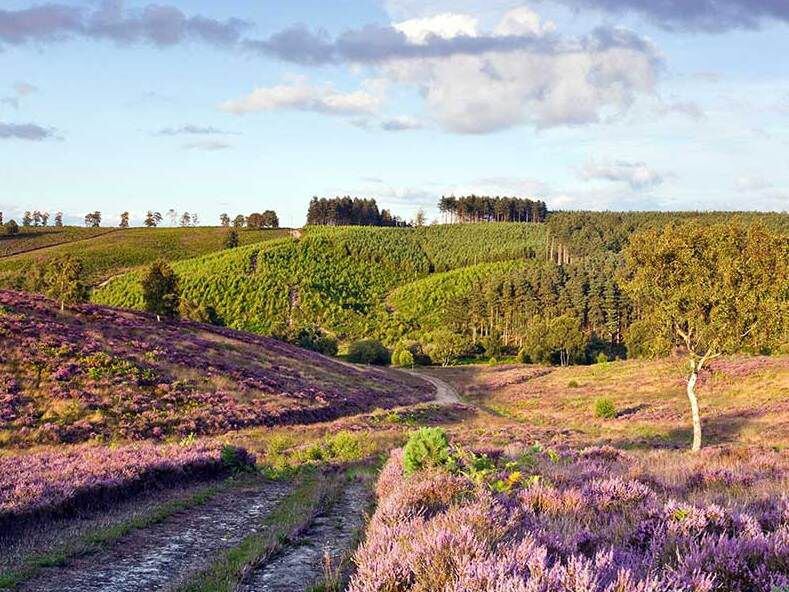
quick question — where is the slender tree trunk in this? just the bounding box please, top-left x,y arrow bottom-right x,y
687,361 -> 702,452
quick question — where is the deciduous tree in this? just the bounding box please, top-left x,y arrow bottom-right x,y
620,221 -> 787,452
45,255 -> 87,311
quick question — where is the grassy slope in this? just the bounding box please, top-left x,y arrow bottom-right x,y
0,227 -> 111,258
0,227 -> 288,286
425,356 -> 789,450
0,290 -> 431,448
93,223 -> 546,340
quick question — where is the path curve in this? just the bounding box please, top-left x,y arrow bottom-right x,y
400,370 -> 462,405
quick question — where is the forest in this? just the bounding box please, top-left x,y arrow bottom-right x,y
305,197 -> 407,227
438,195 -> 548,223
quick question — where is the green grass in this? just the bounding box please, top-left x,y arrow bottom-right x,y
175,469 -> 340,592
0,227 -> 111,258
0,227 -> 287,286
0,479 -> 232,590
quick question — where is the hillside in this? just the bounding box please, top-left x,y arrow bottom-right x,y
0,290 -> 432,448
93,223 -> 546,340
0,227 -> 111,258
0,227 -> 288,287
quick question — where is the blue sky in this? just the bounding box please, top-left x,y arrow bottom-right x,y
1,0 -> 787,226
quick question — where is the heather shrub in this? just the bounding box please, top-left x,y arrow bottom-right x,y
347,339 -> 391,366
595,398 -> 617,419
403,427 -> 452,475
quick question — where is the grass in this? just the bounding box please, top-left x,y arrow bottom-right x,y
0,478 -> 234,590
421,356 -> 789,450
0,227 -> 111,258
174,468 -> 341,592
0,227 -> 287,286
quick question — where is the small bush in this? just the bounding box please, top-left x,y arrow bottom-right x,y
403,427 -> 451,475
516,348 -> 531,364
594,398 -> 617,419
347,339 -> 391,365
292,325 -> 338,357
596,352 -> 609,364
568,380 -> 579,388
488,357 -> 498,366
221,445 -> 256,472
393,348 -> 415,368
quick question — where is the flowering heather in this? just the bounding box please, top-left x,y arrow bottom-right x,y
350,444 -> 788,592
0,441 -> 234,530
0,290 -> 431,447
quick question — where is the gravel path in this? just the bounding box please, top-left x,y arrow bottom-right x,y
401,370 -> 462,405
20,480 -> 290,592
238,480 -> 369,592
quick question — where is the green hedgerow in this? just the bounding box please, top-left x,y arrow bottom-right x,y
403,427 -> 452,476
594,398 -> 617,420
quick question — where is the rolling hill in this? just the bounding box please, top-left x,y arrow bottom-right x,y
93,223 -> 547,341
0,290 -> 432,448
0,227 -> 288,287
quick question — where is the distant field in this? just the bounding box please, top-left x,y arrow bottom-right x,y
0,227 -> 288,286
425,356 -> 789,450
0,227 -> 111,258
93,223 -> 547,340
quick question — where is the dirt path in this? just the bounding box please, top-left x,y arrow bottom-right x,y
238,480 -> 369,592
401,370 -> 462,405
19,480 -> 290,592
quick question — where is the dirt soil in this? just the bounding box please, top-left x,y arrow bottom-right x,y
19,480 -> 290,592
238,479 -> 370,592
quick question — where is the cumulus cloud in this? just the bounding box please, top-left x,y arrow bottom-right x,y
0,1 -> 248,48
219,77 -> 383,116
0,122 -> 56,140
247,9 -> 661,134
182,140 -> 231,151
555,0 -> 789,32
581,160 -> 668,190
155,124 -> 234,136
380,116 -> 423,131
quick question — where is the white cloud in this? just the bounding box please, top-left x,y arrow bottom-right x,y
380,115 -> 423,131
581,159 -> 668,190
219,77 -> 383,116
394,13 -> 478,43
379,9 -> 660,133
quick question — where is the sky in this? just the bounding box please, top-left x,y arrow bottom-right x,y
1,0 -> 787,227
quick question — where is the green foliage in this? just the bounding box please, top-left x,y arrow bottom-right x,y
347,339 -> 391,365
220,445 -> 255,473
425,329 -> 466,367
179,299 -> 223,325
287,325 -> 338,356
223,229 -> 239,249
567,380 -> 579,388
392,348 -> 415,368
3,220 -> 19,237
403,427 -> 452,475
142,260 -> 180,320
594,398 -> 617,419
596,352 -> 609,364
621,221 -> 787,361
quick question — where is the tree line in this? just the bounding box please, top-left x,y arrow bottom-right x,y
0,210 -> 280,231
306,197 -> 407,227
438,196 -> 548,224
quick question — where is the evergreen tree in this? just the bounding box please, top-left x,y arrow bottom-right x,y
45,255 -> 87,311
141,260 -> 180,321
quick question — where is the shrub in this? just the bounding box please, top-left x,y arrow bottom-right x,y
516,348 -> 531,364
425,329 -> 466,367
568,380 -> 579,388
596,352 -> 609,364
220,445 -> 256,472
393,348 -> 415,368
347,339 -> 391,365
488,357 -> 498,366
403,427 -> 452,475
595,398 -> 617,419
291,325 -> 338,356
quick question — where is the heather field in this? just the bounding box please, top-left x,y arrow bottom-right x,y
351,443 -> 788,591
0,290 -> 431,448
